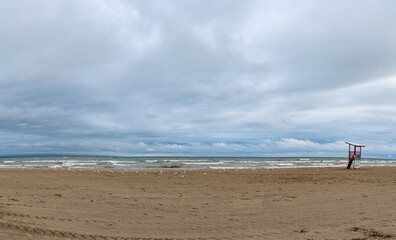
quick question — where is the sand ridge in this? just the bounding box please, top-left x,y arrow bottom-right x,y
0,167 -> 395,239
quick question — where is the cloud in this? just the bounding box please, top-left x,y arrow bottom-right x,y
1,1 -> 396,157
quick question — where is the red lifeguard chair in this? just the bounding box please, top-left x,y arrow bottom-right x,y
345,142 -> 365,169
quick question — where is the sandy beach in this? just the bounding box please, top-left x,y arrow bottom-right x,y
0,167 -> 395,240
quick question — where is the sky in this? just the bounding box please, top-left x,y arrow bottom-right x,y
1,0 -> 396,157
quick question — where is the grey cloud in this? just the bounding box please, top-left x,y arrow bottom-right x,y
1,0 -> 396,157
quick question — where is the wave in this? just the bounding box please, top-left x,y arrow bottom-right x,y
0,156 -> 395,169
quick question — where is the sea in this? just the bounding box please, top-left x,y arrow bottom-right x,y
0,156 -> 396,169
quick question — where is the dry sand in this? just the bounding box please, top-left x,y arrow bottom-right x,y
0,167 -> 395,240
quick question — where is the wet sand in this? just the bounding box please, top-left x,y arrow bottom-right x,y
0,167 -> 395,239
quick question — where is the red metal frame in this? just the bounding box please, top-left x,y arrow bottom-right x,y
345,142 -> 365,169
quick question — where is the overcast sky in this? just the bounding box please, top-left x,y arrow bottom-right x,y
1,0 -> 396,157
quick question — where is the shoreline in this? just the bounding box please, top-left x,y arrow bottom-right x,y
2,156 -> 396,170
2,165 -> 396,171
0,167 -> 395,239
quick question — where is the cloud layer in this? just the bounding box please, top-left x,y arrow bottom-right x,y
1,0 -> 396,157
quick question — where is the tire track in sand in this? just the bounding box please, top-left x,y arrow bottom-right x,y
0,221 -> 186,240
0,210 -> 185,240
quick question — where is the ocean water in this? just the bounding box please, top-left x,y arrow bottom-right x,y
0,156 -> 396,169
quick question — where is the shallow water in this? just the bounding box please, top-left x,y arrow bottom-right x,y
0,156 -> 396,169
